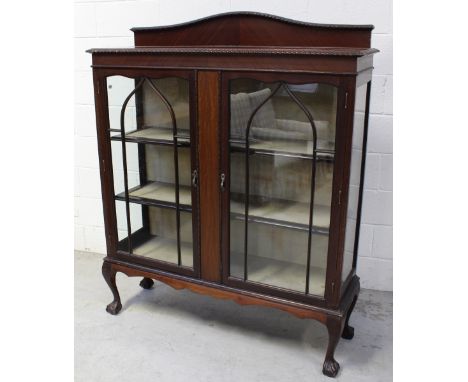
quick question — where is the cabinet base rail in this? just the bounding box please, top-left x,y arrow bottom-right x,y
102,257 -> 359,378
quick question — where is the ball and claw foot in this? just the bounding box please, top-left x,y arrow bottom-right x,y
139,277 -> 154,289
341,324 -> 354,340
106,300 -> 122,315
323,358 -> 340,378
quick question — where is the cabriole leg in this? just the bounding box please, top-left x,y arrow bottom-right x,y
139,277 -> 154,289
322,317 -> 342,378
102,261 -> 122,315
342,295 -> 357,340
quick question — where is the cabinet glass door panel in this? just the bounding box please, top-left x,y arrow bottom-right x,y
228,78 -> 337,297
108,74 -> 196,271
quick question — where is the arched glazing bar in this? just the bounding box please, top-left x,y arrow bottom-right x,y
283,84 -> 318,295
119,78 -> 145,254
243,83 -> 282,281
146,79 -> 182,266
119,77 -> 183,265
242,82 -> 319,295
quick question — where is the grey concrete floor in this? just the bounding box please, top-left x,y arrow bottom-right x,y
75,251 -> 392,382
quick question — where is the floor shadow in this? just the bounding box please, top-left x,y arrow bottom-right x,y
121,281 -> 328,347
119,280 -> 392,370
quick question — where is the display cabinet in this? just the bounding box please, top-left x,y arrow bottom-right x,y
88,12 -> 377,377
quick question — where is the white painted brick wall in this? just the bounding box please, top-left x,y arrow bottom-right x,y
74,0 -> 393,291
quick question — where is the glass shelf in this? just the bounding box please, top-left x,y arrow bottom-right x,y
115,181 -> 192,211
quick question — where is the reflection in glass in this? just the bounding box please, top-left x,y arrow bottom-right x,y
229,79 -> 337,296
107,76 -> 138,133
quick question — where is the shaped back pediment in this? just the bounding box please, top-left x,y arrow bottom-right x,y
132,12 -> 373,49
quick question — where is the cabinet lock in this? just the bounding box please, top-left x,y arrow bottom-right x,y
220,173 -> 226,190
192,169 -> 198,187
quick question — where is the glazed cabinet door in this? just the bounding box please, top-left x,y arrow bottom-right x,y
104,71 -> 200,277
221,72 -> 342,303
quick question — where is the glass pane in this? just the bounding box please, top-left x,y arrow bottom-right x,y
229,79 -> 337,296
115,200 -> 143,251
111,142 -> 192,207
109,75 -> 194,269
342,83 -> 368,281
111,140 -> 140,195
107,76 -> 138,133
180,211 -> 194,268
115,200 -> 127,242
108,76 -> 190,142
134,207 -> 193,267
138,77 -> 190,139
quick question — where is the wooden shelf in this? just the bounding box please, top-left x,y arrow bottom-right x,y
230,253 -> 325,296
230,139 -> 334,160
133,236 -> 194,268
118,182 -> 329,234
115,181 -> 192,211
111,126 -> 190,146
230,198 -> 330,234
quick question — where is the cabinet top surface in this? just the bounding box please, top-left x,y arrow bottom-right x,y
86,46 -> 378,57
87,12 -> 377,55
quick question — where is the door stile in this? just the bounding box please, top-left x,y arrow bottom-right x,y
198,71 -> 222,282
220,74 -> 230,284
189,70 -> 202,277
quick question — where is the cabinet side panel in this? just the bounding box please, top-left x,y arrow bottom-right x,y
198,71 -> 222,282
342,81 -> 371,284
93,71 -> 117,256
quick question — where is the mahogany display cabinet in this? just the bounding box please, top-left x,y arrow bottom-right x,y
88,12 -> 378,377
